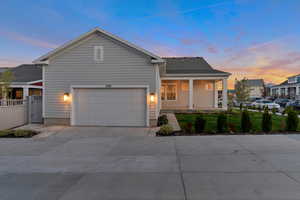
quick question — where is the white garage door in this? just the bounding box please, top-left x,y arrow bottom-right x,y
73,88 -> 146,126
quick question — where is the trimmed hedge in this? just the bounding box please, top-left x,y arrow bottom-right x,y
262,109 -> 272,133
241,110 -> 252,132
195,115 -> 206,133
157,115 -> 168,126
286,109 -> 299,131
217,113 -> 228,133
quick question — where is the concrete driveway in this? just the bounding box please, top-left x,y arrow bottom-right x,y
1,127 -> 300,199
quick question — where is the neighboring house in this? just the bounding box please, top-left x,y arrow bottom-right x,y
0,64 -> 43,99
33,27 -> 230,127
0,67 -> 9,73
235,79 -> 265,99
271,74 -> 300,99
265,83 -> 275,97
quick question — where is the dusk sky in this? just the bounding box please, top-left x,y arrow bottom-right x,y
1,0 -> 299,88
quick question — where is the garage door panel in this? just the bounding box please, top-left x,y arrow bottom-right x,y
73,88 -> 146,126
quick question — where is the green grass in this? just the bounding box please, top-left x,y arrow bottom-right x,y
176,111 -> 300,133
0,129 -> 38,138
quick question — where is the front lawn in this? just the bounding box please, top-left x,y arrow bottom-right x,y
176,111 -> 300,134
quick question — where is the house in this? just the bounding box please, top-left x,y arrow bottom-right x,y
270,74 -> 300,99
33,27 -> 230,127
0,64 -> 43,99
235,79 -> 265,99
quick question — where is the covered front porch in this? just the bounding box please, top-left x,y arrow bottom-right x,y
160,77 -> 228,111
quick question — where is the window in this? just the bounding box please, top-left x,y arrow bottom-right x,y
161,83 -> 177,101
94,46 -> 103,62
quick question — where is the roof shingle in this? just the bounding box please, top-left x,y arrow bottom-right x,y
163,57 -> 229,75
0,64 -> 42,83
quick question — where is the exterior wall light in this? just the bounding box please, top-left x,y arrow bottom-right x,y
63,92 -> 70,102
150,93 -> 155,103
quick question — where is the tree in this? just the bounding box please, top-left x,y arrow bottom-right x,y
0,70 -> 15,99
235,78 -> 251,103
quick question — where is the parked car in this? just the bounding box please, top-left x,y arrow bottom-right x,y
274,98 -> 291,108
289,100 -> 300,111
251,100 -> 280,109
233,100 -> 252,107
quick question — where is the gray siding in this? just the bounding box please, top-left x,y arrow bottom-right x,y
44,32 -> 157,120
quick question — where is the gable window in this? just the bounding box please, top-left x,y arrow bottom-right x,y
161,83 -> 177,101
94,46 -> 103,62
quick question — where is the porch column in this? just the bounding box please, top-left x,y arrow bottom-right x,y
296,86 -> 299,96
222,78 -> 228,110
23,86 -> 29,100
189,79 -> 193,109
213,80 -> 218,108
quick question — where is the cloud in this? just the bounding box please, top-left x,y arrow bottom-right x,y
179,36 -> 219,54
0,30 -> 58,49
215,36 -> 300,88
138,1 -> 232,20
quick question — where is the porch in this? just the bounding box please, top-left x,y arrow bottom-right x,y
160,77 -> 228,111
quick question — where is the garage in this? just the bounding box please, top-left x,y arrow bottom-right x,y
72,88 -> 147,126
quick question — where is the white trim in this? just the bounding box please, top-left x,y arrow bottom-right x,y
213,80 -> 218,108
33,27 -> 164,64
163,73 -> 230,77
10,85 -> 43,89
161,77 -> 226,80
70,85 -> 150,127
94,46 -> 104,62
222,78 -> 228,110
161,82 -> 177,101
154,64 -> 160,118
42,66 -> 46,118
189,79 -> 193,109
27,80 -> 43,84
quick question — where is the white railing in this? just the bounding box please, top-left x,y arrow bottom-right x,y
0,99 -> 25,106
0,99 -> 28,130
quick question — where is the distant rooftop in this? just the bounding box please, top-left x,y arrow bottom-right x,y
0,67 -> 9,73
245,79 -> 264,87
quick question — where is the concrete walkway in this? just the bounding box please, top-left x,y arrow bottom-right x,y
166,113 -> 181,132
1,127 -> 300,199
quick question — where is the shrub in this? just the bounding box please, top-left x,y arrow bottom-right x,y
157,124 -> 173,136
258,106 -> 262,112
195,115 -> 206,133
283,106 -> 293,115
272,108 -> 277,115
217,113 -> 228,133
0,130 -> 12,137
241,110 -> 252,132
0,129 -> 37,137
262,109 -> 272,133
157,115 -> 168,126
13,129 -> 37,137
239,103 -> 243,110
183,122 -> 193,134
286,109 -> 299,132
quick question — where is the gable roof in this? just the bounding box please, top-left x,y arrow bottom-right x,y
163,57 -> 230,76
0,64 -> 42,83
245,79 -> 264,87
33,27 -> 164,64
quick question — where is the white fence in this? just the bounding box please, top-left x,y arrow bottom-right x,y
0,99 -> 28,130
